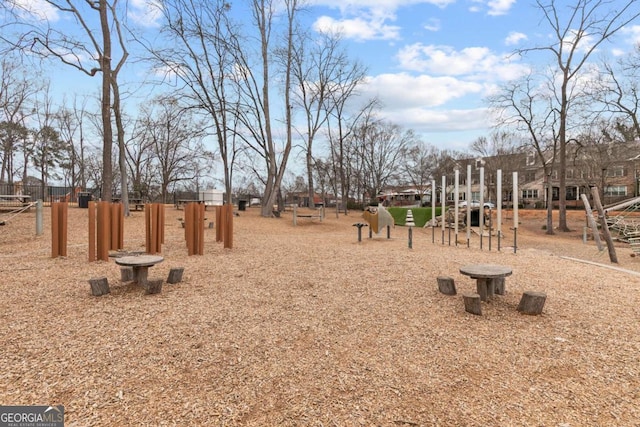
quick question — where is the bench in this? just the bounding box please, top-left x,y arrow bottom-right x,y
112,197 -> 145,210
130,199 -> 144,211
292,205 -> 324,226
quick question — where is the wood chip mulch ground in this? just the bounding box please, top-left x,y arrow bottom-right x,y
1,205 -> 639,426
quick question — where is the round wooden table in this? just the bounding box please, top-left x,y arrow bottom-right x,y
459,264 -> 512,301
115,255 -> 164,287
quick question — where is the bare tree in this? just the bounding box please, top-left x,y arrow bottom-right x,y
125,115 -> 158,201
13,0 -> 132,202
590,47 -> 640,139
325,85 -> 372,211
32,86 -> 66,196
354,117 -> 415,202
470,132 -> 523,202
519,0 -> 640,231
0,55 -> 40,184
137,96 -> 210,203
400,142 -> 442,204
290,30 -> 355,212
489,72 -> 559,234
143,0 -> 243,205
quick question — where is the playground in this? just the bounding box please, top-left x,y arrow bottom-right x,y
1,204 -> 639,425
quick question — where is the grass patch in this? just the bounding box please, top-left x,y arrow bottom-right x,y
387,207 -> 442,227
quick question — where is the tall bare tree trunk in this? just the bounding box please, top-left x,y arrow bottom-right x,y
99,0 -> 113,202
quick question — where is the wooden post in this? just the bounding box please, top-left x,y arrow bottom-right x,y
590,187 -> 618,263
51,202 -> 68,258
224,203 -> 233,249
145,203 -> 152,253
198,203 -> 205,254
145,203 -> 163,254
517,291 -> 547,315
97,201 -> 110,261
159,203 -> 165,245
88,201 -> 96,262
185,203 -> 194,255
60,202 -> 67,257
110,203 -> 118,250
463,293 -> 482,315
51,202 -> 59,257
437,276 -> 456,295
154,203 -> 163,253
580,194 -> 604,251
215,206 -> 223,242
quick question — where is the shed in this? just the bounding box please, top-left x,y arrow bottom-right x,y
199,189 -> 224,206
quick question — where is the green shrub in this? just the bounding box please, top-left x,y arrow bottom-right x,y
387,207 -> 441,227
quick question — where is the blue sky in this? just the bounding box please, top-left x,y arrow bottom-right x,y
11,0 -> 640,154
301,0 -> 640,151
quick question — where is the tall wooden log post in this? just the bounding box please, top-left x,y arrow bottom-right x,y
580,194 -> 604,251
590,187 -> 618,264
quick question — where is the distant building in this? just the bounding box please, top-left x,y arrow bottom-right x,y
379,140 -> 640,209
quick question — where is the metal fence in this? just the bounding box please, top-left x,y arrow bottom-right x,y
0,184 -> 218,206
0,184 -> 90,203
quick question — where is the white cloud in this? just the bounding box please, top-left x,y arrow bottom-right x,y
396,43 -> 529,81
361,73 -> 484,108
486,0 -> 516,16
128,0 -> 163,28
611,48 -> 626,57
621,25 -> 640,45
423,18 -> 441,32
383,107 -> 490,134
467,0 -> 515,16
505,31 -> 527,46
313,15 -> 401,40
308,0 -> 455,10
10,0 -> 59,21
310,0 -> 455,41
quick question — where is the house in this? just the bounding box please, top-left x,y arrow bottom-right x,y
452,140 -> 640,208
379,140 -> 640,210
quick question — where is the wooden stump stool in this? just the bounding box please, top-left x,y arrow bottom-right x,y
463,293 -> 482,315
167,267 -> 185,284
517,291 -> 547,315
89,277 -> 110,296
437,276 -> 456,295
145,279 -> 163,295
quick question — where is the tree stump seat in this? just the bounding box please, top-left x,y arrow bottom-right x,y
145,278 -> 163,295
437,276 -> 456,295
167,267 -> 185,284
89,277 -> 110,296
517,291 -> 547,315
463,293 -> 482,315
